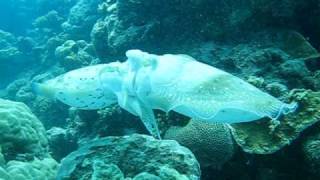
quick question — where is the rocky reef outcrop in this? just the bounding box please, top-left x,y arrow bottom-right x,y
0,98 -> 58,180
302,125 -> 320,178
0,98 -> 48,158
0,30 -> 32,88
57,134 -> 200,180
55,39 -> 98,70
231,89 -> 320,154
62,0 -> 102,40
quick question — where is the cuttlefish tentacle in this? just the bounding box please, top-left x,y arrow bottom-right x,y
32,49 -> 297,138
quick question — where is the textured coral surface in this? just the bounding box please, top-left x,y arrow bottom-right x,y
165,120 -> 235,168
231,90 -> 320,154
57,134 -> 200,180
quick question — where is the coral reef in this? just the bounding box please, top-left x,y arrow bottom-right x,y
231,89 -> 320,154
193,30 -> 319,90
0,30 -> 23,62
64,105 -> 188,145
0,157 -> 58,180
4,74 -> 69,129
93,0 -> 226,58
32,35 -> 66,67
0,30 -> 24,87
62,0 -> 101,40
90,0 -> 320,61
56,134 -> 200,180
33,10 -> 64,35
90,18 -> 110,59
55,40 -> 98,70
0,98 -> 48,158
0,98 -> 58,180
5,78 -> 30,100
0,0 -> 319,179
65,105 -> 149,145
301,125 -> 320,178
164,120 -> 235,169
31,97 -> 69,128
46,127 -> 77,161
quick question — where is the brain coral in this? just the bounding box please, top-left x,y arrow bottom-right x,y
302,127 -> 320,177
0,98 -> 48,159
0,157 -> 58,180
57,134 -> 200,180
0,98 -> 58,180
164,120 -> 235,168
231,89 -> 320,154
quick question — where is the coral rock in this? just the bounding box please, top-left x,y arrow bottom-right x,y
55,40 -> 97,70
164,120 -> 235,168
0,98 -> 48,159
0,98 -> 58,180
57,134 -> 200,180
231,89 -> 320,154
302,126 -> 320,178
0,157 -> 58,180
62,0 -> 101,40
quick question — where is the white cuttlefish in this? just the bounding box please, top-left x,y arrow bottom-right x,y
32,50 -> 297,139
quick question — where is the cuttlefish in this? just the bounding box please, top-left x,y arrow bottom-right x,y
32,50 -> 297,139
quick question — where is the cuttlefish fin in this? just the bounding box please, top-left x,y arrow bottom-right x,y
32,82 -> 56,98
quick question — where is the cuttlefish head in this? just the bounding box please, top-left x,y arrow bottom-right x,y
125,49 -> 158,71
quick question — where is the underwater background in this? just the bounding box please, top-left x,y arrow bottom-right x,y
0,0 -> 320,179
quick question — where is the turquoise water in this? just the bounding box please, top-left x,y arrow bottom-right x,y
0,0 -> 319,180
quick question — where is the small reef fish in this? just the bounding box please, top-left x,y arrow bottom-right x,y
32,50 -> 297,139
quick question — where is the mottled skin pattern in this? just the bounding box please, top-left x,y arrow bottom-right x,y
35,64 -> 119,110
142,54 -> 296,123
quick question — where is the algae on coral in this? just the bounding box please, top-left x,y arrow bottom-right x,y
231,89 -> 320,154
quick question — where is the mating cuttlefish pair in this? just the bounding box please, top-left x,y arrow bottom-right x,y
33,50 -> 297,139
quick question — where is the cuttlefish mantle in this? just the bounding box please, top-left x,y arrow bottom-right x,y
32,50 -> 297,139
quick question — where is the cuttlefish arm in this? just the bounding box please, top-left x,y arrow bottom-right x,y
117,94 -> 161,139
101,50 -> 161,139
